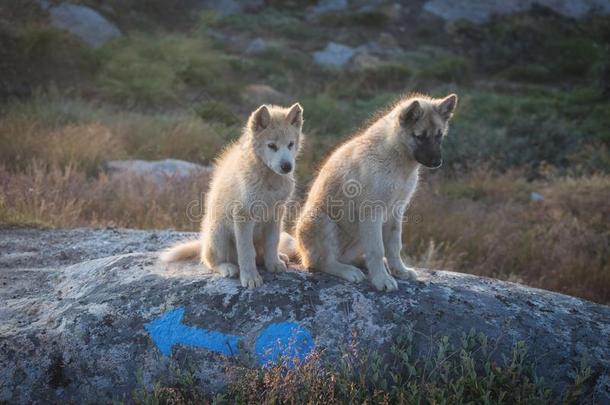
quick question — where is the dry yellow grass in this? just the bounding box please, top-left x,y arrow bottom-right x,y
0,162 -> 210,230
1,163 -> 608,304
405,170 -> 610,303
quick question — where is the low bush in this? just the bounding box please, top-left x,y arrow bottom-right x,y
97,33 -> 237,106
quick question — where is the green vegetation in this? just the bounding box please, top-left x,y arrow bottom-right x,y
195,101 -> 240,126
417,54 -> 473,83
455,11 -> 609,81
216,8 -> 321,41
96,33 -> 238,105
319,9 -> 390,28
132,328 -> 594,404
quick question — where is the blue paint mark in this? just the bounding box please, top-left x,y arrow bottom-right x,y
144,307 -> 239,356
255,322 -> 315,367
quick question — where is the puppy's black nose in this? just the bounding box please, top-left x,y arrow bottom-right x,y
280,161 -> 292,174
430,159 -> 442,168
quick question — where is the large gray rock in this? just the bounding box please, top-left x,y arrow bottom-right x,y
311,0 -> 349,16
49,3 -> 121,48
423,0 -> 610,23
200,0 -> 264,16
1,227 -> 609,403
102,159 -> 212,184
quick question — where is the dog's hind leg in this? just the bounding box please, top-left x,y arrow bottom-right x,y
298,212 -> 365,283
202,224 -> 239,278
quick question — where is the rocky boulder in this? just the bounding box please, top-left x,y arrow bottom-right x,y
1,227 -> 609,403
200,0 -> 264,16
101,159 -> 212,185
423,0 -> 610,23
311,0 -> 349,16
49,3 -> 121,48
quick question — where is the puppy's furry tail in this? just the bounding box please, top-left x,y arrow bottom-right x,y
160,240 -> 200,263
279,231 -> 299,262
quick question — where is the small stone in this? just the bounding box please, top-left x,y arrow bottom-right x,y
313,42 -> 356,68
530,191 -> 544,202
245,38 -> 268,55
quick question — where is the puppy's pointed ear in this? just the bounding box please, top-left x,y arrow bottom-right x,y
249,105 -> 271,133
399,100 -> 423,127
286,103 -> 303,128
437,94 -> 458,120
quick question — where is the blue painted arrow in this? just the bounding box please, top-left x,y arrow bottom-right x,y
255,321 -> 314,367
145,307 -> 315,366
144,307 -> 239,356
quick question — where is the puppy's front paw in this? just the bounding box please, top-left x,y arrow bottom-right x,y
240,269 -> 263,289
390,265 -> 417,281
343,266 -> 366,283
370,272 -> 398,292
278,253 -> 290,264
266,258 -> 288,273
215,262 -> 239,278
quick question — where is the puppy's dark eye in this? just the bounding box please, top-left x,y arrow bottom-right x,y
436,130 -> 443,139
288,141 -> 295,150
267,143 -> 278,151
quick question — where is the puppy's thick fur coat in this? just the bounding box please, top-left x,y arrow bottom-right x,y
294,94 -> 457,291
161,103 -> 304,288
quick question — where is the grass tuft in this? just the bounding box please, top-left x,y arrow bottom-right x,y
132,328 -> 598,404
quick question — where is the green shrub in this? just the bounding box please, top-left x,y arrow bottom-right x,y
97,33 -> 236,106
456,12 -> 608,82
551,38 -> 600,77
328,64 -> 412,98
194,101 -> 240,126
499,64 -> 554,83
301,94 -> 352,136
217,8 -> 319,40
418,55 -> 473,82
236,46 -> 317,92
443,90 -> 610,173
319,10 -> 389,28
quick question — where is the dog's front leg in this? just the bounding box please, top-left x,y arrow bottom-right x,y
383,219 -> 417,281
264,219 -> 288,273
234,219 -> 263,288
360,219 -> 398,292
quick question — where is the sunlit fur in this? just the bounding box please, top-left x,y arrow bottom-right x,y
161,103 -> 304,289
292,94 -> 457,291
